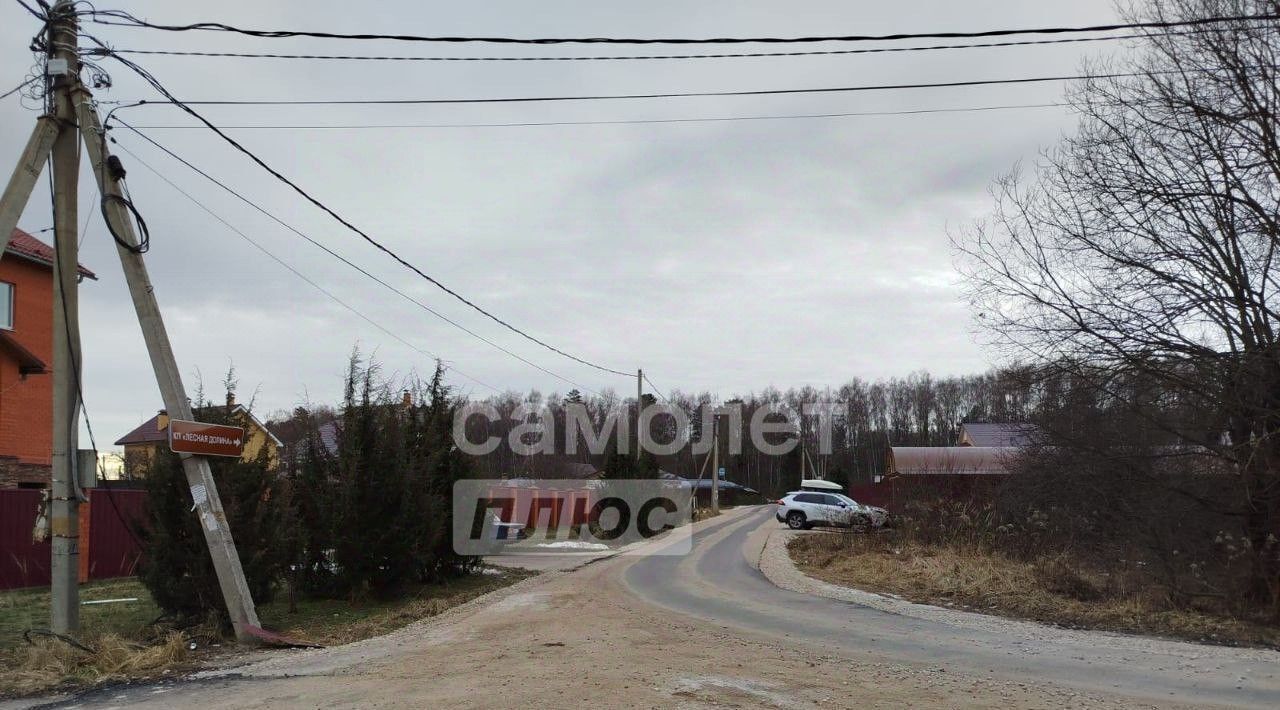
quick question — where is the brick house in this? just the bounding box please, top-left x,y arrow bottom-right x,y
0,228 -> 96,488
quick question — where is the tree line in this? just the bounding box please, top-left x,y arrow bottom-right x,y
137,356 -> 476,626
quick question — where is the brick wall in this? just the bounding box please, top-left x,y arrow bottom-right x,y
0,255 -> 54,468
0,455 -> 51,488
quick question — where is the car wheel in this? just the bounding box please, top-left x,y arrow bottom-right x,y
786,511 -> 807,530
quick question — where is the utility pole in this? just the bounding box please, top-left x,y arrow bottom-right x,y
635,368 -> 643,461
47,0 -> 80,635
711,411 -> 721,516
0,119 -> 58,247
77,104 -> 261,642
0,0 -> 261,642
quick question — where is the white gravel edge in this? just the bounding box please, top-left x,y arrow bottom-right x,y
757,526 -> 1278,663
192,569 -> 563,679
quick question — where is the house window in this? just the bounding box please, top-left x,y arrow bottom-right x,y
0,281 -> 13,330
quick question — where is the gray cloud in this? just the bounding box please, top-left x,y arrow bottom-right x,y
0,0 -> 1119,442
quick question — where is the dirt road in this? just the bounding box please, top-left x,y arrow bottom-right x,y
18,507 -> 1279,709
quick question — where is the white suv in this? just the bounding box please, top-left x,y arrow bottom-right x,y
774,492 -> 888,530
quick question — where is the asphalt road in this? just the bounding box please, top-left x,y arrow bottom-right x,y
11,505 -> 1279,709
623,506 -> 1280,708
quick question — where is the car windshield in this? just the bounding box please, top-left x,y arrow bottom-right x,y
833,494 -> 858,507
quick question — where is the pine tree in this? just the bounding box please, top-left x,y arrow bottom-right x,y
400,363 -> 479,583
332,355 -> 411,597
137,400 -> 285,625
283,406 -> 337,597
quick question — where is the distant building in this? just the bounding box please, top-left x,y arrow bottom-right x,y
886,446 -> 1016,477
114,393 -> 282,476
876,422 -> 1040,510
957,422 -> 1040,448
0,228 -> 96,488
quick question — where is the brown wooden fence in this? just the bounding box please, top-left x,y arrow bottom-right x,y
0,488 -> 146,591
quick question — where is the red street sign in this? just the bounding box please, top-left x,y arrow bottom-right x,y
169,419 -> 245,458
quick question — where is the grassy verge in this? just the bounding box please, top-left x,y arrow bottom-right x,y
788,532 -> 1280,648
0,567 -> 532,697
255,568 -> 534,646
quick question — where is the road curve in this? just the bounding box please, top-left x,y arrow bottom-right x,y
621,506 -> 1280,709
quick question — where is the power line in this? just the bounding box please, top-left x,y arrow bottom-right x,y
98,32 -> 1166,62
120,102 -> 1068,130
114,121 -> 602,396
1,76 -> 36,100
81,8 -> 1280,45
109,140 -> 504,395
107,68 -> 1232,107
95,45 -> 634,379
642,373 -> 673,405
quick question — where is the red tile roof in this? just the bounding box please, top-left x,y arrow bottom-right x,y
114,414 -> 168,446
6,228 -> 97,279
115,406 -> 284,447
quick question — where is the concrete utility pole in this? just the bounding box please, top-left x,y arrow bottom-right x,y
47,0 -> 80,635
710,409 -> 720,515
76,104 -> 261,641
0,0 -> 261,642
635,368 -> 643,461
0,118 -> 59,249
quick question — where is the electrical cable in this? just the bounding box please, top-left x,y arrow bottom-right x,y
642,373 -> 673,405
122,102 -> 1068,130
46,160 -> 93,507
79,8 -> 1280,45
98,32 -> 1172,62
11,0 -> 42,20
77,180 -> 98,248
94,45 -> 633,378
0,76 -> 37,100
23,628 -> 96,653
105,67 -> 1251,107
107,141 -> 505,395
100,192 -> 148,252
114,123 -> 601,396
94,124 -> 151,254
44,123 -> 144,546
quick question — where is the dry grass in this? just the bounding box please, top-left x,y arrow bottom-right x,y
0,632 -> 189,697
789,532 -> 1280,648
0,567 -> 533,698
260,569 -> 536,646
0,579 -> 162,652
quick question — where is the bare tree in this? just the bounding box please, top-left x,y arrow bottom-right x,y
958,0 -> 1280,607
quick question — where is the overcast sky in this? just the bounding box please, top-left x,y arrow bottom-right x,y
0,0 -> 1126,443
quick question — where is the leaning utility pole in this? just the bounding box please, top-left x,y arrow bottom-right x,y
0,0 -> 261,641
77,103 -> 261,642
47,0 -> 81,636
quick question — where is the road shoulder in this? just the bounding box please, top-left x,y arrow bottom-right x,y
756,524 -> 1278,664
